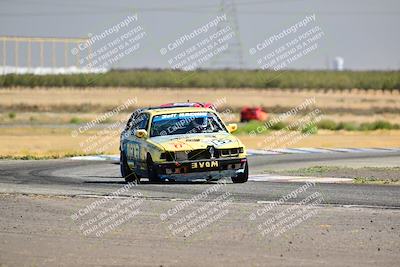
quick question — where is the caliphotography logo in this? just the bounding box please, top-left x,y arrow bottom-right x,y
0,1 -> 399,266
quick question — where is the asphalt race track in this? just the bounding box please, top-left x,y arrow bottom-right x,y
1,151 -> 400,207
1,151 -> 400,266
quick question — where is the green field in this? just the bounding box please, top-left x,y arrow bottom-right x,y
1,70 -> 399,90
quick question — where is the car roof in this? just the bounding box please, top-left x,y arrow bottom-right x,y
144,107 -> 216,115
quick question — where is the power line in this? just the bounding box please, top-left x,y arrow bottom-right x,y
210,0 -> 245,69
1,0 -> 399,17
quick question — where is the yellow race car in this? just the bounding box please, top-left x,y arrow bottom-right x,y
120,104 -> 248,183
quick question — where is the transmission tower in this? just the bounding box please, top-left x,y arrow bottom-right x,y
209,0 -> 245,69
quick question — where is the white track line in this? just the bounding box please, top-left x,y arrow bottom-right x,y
71,147 -> 400,160
248,147 -> 400,155
249,174 -> 353,184
71,155 -> 119,162
69,155 -> 354,184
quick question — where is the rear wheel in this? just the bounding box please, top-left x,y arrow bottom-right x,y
120,151 -> 140,183
147,156 -> 161,183
231,162 -> 248,183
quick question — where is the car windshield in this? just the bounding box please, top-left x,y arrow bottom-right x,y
150,112 -> 226,137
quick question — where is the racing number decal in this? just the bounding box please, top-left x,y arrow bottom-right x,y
174,143 -> 183,149
126,144 -> 134,160
210,139 -> 232,146
127,143 -> 140,160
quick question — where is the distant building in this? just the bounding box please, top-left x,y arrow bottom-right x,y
333,57 -> 344,71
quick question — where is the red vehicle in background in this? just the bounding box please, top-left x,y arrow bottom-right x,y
240,107 -> 268,122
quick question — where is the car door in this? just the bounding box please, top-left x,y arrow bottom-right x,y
124,113 -> 149,173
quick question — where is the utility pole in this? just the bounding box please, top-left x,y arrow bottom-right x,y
210,0 -> 245,69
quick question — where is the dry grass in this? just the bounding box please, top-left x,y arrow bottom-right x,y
1,87 -> 399,158
240,130 -> 400,149
2,111 -> 400,125
1,111 -> 400,125
1,87 -> 400,112
0,127 -> 117,157
1,127 -> 399,158
2,87 -> 400,126
0,112 -> 131,124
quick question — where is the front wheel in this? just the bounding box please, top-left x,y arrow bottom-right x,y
231,162 -> 248,183
120,151 -> 139,183
147,156 -> 161,183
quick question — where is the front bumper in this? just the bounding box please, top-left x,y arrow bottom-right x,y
155,158 -> 247,181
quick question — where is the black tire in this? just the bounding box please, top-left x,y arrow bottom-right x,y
231,162 -> 249,183
120,151 -> 139,183
147,156 -> 161,183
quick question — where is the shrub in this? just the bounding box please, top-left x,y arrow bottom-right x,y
360,120 -> 395,131
336,122 -> 358,131
268,121 -> 288,130
69,117 -> 85,124
301,124 -> 318,134
0,70 -> 399,90
236,119 -> 398,135
235,121 -> 267,135
316,119 -> 337,130
371,120 -> 393,130
359,122 -> 373,131
8,112 -> 16,119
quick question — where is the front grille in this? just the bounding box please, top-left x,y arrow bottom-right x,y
163,147 -> 242,162
187,149 -> 212,160
219,148 -> 239,157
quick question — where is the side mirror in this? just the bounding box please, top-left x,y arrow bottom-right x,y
227,123 -> 238,133
135,129 -> 148,138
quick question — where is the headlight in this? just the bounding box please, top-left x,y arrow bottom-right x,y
238,147 -> 244,153
160,151 -> 187,161
175,151 -> 188,161
160,152 -> 175,161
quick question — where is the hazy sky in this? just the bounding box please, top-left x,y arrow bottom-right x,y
1,0 -> 399,70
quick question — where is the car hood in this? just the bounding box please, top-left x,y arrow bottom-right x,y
149,132 -> 242,151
